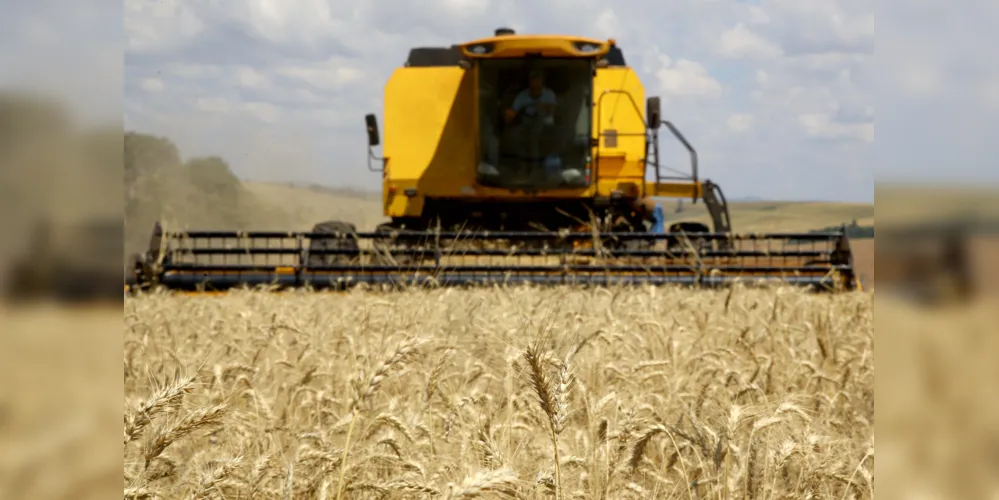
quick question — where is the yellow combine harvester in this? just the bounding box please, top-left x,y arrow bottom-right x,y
126,28 -> 859,293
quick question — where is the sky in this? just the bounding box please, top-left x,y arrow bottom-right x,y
3,1 -> 998,204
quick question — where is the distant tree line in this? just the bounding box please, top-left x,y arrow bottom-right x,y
124,130 -> 260,255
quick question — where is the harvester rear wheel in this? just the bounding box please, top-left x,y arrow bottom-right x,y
665,222 -> 712,255
306,221 -> 359,267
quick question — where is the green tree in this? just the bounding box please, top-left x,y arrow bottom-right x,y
124,131 -> 181,190
184,156 -> 241,199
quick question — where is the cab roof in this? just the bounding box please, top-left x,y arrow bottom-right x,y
403,31 -> 627,68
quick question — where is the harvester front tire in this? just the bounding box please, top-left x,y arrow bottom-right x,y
666,222 -> 712,254
306,221 -> 359,268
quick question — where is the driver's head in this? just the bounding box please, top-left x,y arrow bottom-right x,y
528,69 -> 545,92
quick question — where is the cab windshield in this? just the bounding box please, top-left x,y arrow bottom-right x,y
476,58 -> 593,190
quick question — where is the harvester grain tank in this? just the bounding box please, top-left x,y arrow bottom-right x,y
126,28 -> 859,293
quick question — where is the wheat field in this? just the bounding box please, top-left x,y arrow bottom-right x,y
123,284 -> 873,499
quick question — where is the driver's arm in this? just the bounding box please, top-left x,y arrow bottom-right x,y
505,91 -> 528,123
503,107 -> 517,123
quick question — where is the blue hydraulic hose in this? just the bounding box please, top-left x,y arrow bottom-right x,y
650,203 -> 665,234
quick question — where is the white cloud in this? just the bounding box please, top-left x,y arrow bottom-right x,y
125,0 -> 205,53
785,51 -> 868,73
757,0 -> 873,54
276,57 -> 366,88
717,23 -> 782,60
799,113 -> 873,143
165,63 -> 223,80
654,54 -> 723,100
236,67 -> 270,89
196,98 -> 280,123
984,82 -> 999,112
232,0 -> 342,48
727,113 -> 753,132
895,63 -> 942,98
437,0 -> 491,16
594,8 -> 618,39
746,6 -> 771,24
141,78 -> 164,92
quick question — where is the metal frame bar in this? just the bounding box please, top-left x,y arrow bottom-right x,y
152,229 -> 842,241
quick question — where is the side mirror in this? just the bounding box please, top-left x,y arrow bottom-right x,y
646,96 -> 661,129
365,113 -> 380,147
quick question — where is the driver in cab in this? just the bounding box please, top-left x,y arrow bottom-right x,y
477,69 -> 560,179
507,69 -> 561,177
505,69 -> 556,127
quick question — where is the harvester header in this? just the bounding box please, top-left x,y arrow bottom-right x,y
126,27 -> 861,295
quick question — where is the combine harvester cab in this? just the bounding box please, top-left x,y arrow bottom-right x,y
126,28 -> 860,294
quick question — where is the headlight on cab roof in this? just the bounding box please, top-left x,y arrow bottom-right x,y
573,42 -> 602,53
467,43 -> 494,54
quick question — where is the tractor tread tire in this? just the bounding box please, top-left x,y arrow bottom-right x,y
307,220 -> 359,267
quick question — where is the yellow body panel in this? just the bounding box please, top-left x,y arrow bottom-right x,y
644,181 -> 702,199
382,66 -> 476,217
592,67 -> 647,196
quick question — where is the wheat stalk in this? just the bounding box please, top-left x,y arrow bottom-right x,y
121,284 -> 873,499
336,335 -> 428,500
443,467 -> 520,499
522,339 -> 574,500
